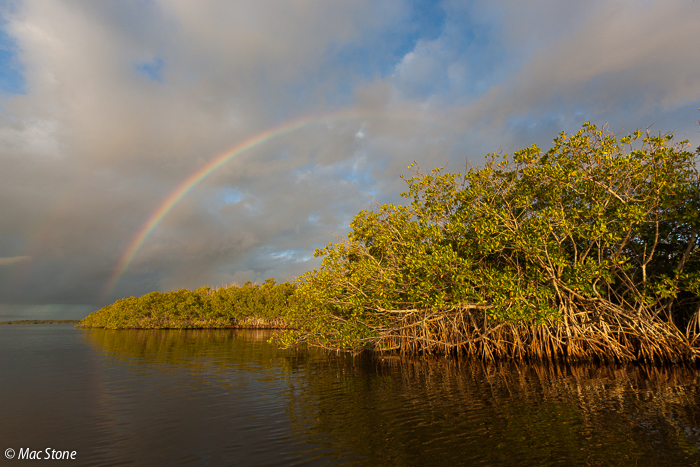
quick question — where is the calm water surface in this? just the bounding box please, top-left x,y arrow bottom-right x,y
1,325 -> 699,466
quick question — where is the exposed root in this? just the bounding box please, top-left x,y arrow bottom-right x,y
365,303 -> 699,363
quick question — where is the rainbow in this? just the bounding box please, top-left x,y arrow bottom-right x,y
103,108 -> 445,298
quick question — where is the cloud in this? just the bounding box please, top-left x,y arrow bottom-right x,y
0,0 -> 698,311
454,0 -> 700,128
0,256 -> 31,266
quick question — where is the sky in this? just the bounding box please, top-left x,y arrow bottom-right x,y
1,0 -> 699,320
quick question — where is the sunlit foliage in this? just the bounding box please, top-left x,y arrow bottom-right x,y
278,124 -> 700,362
79,279 -> 294,329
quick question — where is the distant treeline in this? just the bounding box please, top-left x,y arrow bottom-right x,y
78,279 -> 294,329
0,320 -> 82,325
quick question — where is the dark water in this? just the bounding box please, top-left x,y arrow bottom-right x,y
1,325 -> 699,466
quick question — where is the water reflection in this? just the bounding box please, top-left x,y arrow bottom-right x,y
82,328 -> 700,466
287,355 -> 700,465
83,328 -> 301,368
2,326 -> 698,466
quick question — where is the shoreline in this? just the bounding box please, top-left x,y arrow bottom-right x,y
76,324 -> 290,330
75,315 -> 291,330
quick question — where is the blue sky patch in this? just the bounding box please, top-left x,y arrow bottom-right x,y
135,57 -> 164,83
222,187 -> 244,205
0,23 -> 25,94
326,1 -> 446,88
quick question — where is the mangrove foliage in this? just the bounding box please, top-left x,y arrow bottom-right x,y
79,279 -> 294,329
276,123 -> 700,363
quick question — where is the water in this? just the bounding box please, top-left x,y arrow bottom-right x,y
1,325 -> 699,466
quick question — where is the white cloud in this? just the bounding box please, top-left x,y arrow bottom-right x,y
458,0 -> 700,126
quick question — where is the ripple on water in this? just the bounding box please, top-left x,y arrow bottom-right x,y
1,326 -> 699,466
